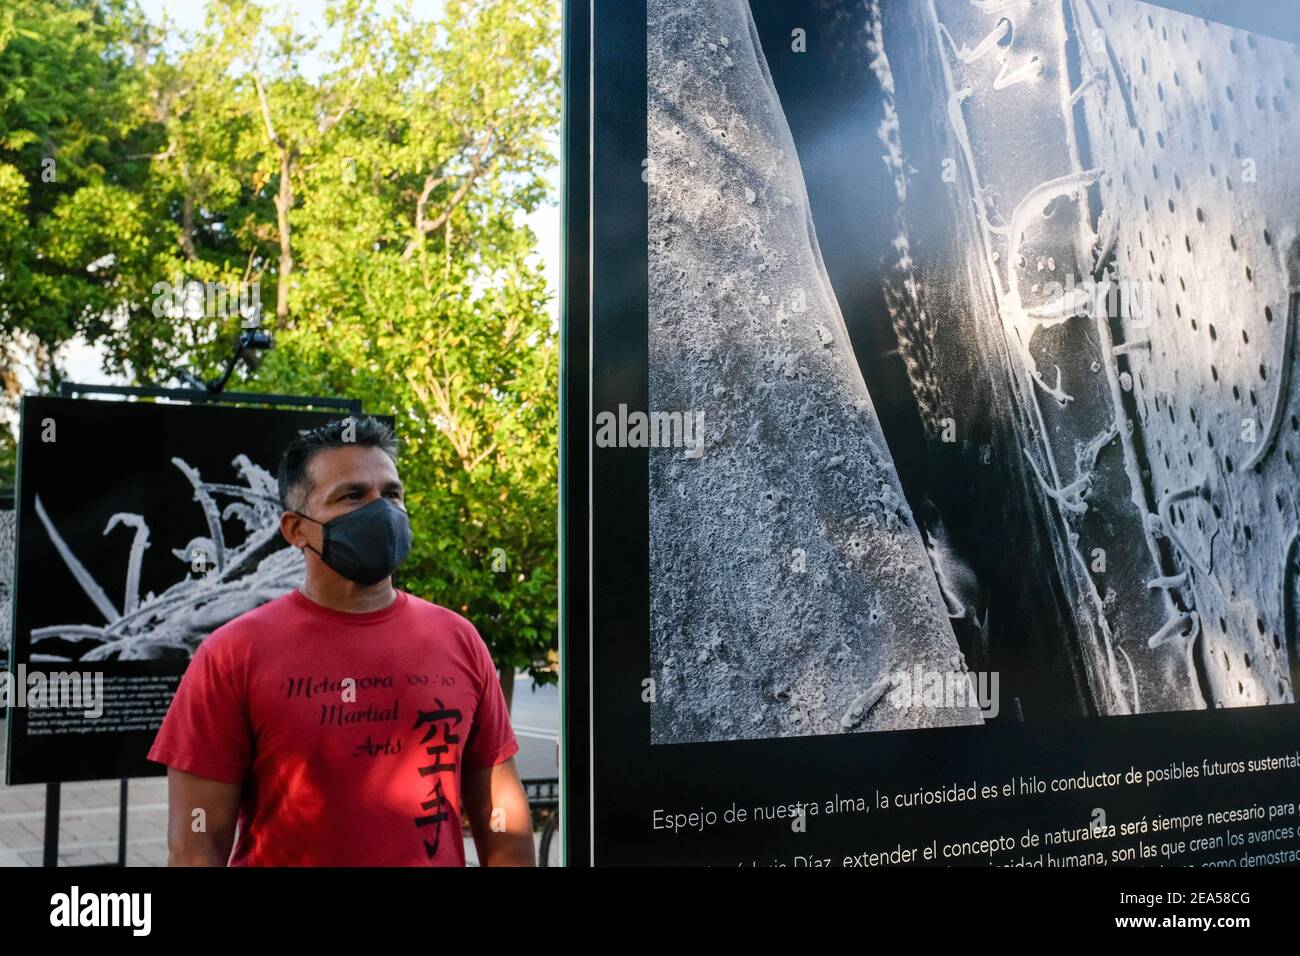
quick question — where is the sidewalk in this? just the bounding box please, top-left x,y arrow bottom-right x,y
0,724 -> 533,866
0,727 -> 169,867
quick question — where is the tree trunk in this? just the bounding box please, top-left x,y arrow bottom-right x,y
274,147 -> 294,326
499,664 -> 515,713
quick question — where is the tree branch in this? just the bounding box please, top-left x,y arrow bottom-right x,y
252,71 -> 282,148
318,54 -> 370,135
125,141 -> 177,162
400,128 -> 497,261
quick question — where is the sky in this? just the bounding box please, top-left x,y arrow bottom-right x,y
54,0 -> 562,386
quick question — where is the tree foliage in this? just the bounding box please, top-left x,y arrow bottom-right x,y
0,0 -> 560,689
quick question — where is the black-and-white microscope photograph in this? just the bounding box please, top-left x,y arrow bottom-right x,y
646,0 -> 1300,743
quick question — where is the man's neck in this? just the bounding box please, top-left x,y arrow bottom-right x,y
299,575 -> 398,614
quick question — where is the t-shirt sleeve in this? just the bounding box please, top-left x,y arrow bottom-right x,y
462,628 -> 520,770
147,633 -> 252,785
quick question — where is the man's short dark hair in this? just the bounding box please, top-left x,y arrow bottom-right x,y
277,415 -> 398,512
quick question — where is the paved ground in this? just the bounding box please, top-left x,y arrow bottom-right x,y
0,676 -> 558,867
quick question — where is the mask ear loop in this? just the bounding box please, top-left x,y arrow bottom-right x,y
293,511 -> 326,560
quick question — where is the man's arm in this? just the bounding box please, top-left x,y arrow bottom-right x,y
164,767 -> 242,866
462,757 -> 535,866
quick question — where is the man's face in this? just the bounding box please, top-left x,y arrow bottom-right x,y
280,445 -> 405,563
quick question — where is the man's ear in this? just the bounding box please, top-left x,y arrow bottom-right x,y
280,511 -> 310,549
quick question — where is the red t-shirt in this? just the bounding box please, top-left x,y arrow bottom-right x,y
147,588 -> 519,866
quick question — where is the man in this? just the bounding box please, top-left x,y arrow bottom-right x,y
148,415 -> 534,866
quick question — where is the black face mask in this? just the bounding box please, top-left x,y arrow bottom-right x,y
295,497 -> 412,586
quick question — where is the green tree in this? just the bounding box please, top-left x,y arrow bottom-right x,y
0,0 -> 560,694
250,0 -> 560,701
0,0 -> 146,392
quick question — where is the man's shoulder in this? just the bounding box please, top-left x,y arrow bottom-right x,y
399,592 -> 494,669
400,591 -> 479,638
